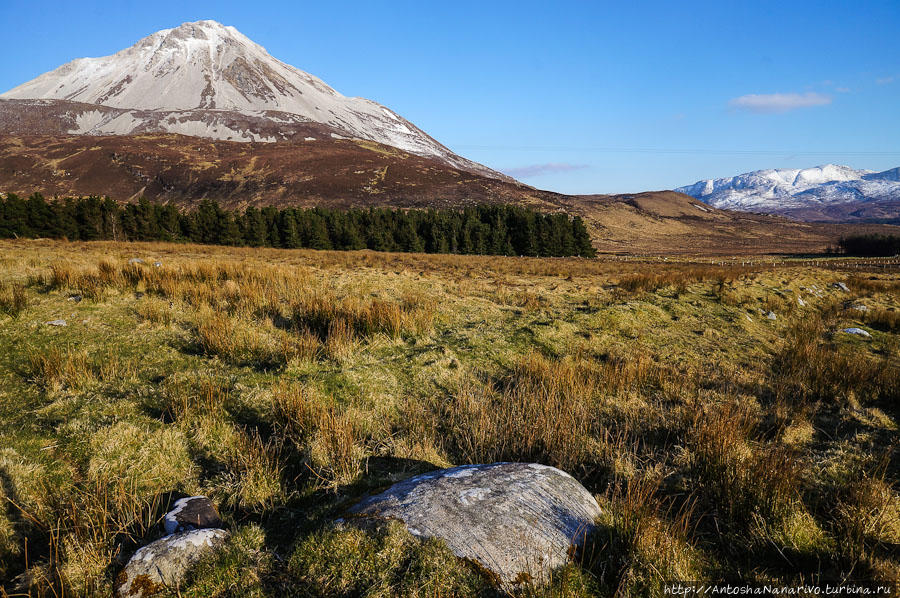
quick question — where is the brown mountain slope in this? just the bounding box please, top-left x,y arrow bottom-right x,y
1,134 -> 897,255
0,133 -> 559,210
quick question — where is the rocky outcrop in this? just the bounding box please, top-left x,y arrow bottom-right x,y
115,529 -> 228,597
116,497 -> 228,597
163,496 -> 223,535
344,462 -> 601,588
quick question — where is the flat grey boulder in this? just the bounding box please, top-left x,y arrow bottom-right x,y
115,529 -> 229,597
832,282 -> 850,292
45,319 -> 66,326
344,462 -> 601,588
128,258 -> 145,265
164,496 -> 223,535
841,327 -> 871,338
766,311 -> 777,320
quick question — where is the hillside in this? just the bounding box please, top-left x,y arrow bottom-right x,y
3,133 -> 900,255
0,133 -> 551,210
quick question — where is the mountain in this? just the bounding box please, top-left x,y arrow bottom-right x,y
0,20 -> 504,180
3,132 -> 898,255
2,21 -> 898,252
676,164 -> 900,222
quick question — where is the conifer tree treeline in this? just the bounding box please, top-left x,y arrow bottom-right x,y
0,193 -> 596,257
838,234 -> 900,257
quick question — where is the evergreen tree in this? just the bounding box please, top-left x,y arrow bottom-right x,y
0,193 -> 596,258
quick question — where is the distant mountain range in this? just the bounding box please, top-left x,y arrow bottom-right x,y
676,164 -> 900,222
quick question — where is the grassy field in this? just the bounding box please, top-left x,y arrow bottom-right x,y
0,239 -> 898,596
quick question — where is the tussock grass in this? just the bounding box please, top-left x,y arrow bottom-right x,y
590,475 -> 703,596
423,353 -> 599,471
687,402 -> 800,528
26,346 -> 136,392
288,521 -> 491,597
0,281 -> 26,317
617,267 -> 739,296
2,240 -> 899,595
772,315 -> 900,406
848,274 -> 900,294
862,308 -> 900,332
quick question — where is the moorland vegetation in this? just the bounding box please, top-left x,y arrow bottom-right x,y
0,240 -> 898,596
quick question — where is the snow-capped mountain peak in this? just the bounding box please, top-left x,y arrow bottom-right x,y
3,20 -> 336,112
0,20 -> 507,179
675,164 -> 900,221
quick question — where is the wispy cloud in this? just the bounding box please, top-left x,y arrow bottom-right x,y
728,92 -> 832,114
502,163 -> 588,178
876,76 -> 895,85
835,87 -> 851,93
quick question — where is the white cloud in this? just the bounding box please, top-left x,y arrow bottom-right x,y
876,76 -> 895,85
728,92 -> 832,114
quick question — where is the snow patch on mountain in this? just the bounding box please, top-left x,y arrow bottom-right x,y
676,164 -> 900,213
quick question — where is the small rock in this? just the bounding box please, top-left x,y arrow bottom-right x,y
843,301 -> 868,312
746,315 -> 753,322
45,319 -> 67,327
841,327 -> 871,338
797,297 -> 806,307
767,311 -> 777,320
164,496 -> 223,535
128,258 -> 145,265
153,261 -> 162,267
345,462 -> 601,588
68,294 -> 83,303
115,529 -> 229,598
832,282 -> 850,292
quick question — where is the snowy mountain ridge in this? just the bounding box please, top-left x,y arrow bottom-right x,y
0,20 -> 505,179
676,164 -> 900,218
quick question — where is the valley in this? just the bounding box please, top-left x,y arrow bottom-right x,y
0,13 -> 898,597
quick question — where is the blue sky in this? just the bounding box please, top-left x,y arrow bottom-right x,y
1,0 -> 898,194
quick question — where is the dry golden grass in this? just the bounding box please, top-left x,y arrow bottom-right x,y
772,315 -> 900,406
862,308 -> 900,332
26,346 -> 136,392
1,239 -> 899,596
0,281 -> 26,317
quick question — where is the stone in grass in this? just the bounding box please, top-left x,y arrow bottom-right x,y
841,327 -> 871,338
164,496 -> 223,535
115,529 -> 229,598
832,282 -> 850,292
843,301 -> 868,312
767,311 -> 777,320
128,258 -> 145,265
344,462 -> 601,589
45,319 -> 67,326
